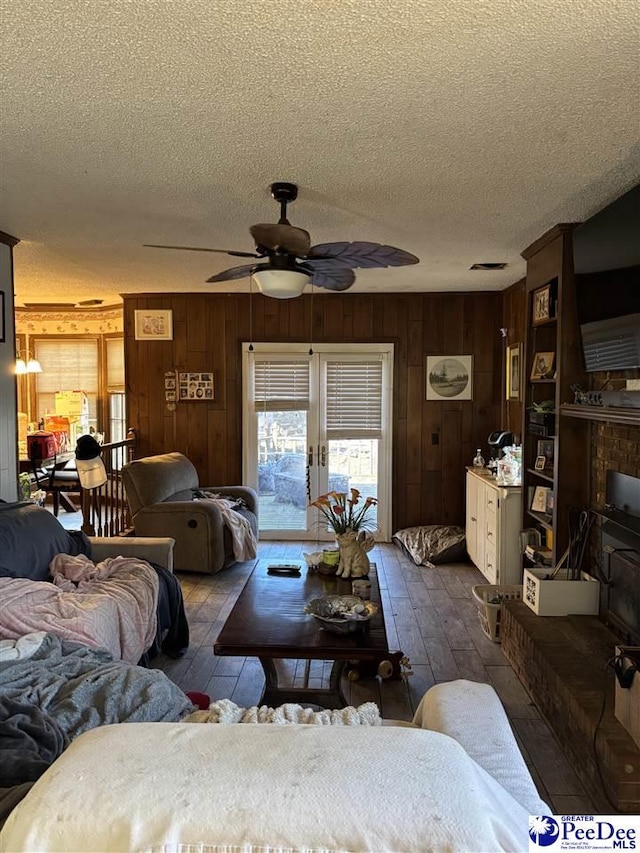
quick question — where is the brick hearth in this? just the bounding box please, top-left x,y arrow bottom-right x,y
501,600 -> 640,814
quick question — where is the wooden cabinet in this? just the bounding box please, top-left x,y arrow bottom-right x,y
520,225 -> 590,567
465,468 -> 522,584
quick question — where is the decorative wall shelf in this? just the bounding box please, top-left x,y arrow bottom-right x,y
560,404 -> 640,427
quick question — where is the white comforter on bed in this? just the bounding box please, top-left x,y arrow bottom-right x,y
0,556 -> 158,663
1,723 -> 537,852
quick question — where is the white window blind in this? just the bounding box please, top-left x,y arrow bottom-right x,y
253,360 -> 310,411
325,360 -> 383,439
106,338 -> 125,392
34,339 -> 99,423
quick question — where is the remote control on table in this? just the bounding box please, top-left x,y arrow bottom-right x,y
267,564 -> 302,576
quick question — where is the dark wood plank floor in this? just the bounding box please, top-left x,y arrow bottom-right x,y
153,539 -> 598,814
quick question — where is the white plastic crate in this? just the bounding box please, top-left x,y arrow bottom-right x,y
472,584 -> 523,642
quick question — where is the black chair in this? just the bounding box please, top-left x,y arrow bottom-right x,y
33,456 -> 81,516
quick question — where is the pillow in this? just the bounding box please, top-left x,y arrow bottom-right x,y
392,524 -> 466,566
0,503 -> 81,581
0,724 -> 533,852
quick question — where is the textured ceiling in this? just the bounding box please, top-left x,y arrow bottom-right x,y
1,0 -> 639,306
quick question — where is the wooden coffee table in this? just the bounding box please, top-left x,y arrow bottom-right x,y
213,559 -> 403,709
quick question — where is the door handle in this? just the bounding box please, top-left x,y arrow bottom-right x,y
307,446 -> 313,502
320,445 -> 326,466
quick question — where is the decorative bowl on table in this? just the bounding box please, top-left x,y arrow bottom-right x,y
304,595 -> 378,635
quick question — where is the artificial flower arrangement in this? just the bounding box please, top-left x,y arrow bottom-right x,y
309,488 -> 378,534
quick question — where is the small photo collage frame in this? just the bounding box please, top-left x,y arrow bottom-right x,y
178,372 -> 214,401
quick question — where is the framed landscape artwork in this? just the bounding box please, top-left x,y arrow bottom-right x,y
426,355 -> 473,401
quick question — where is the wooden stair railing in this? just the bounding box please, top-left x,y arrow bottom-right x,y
80,429 -> 136,536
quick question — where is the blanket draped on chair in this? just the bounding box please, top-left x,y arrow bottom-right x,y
194,491 -> 257,561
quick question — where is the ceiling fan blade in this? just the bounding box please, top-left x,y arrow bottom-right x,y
144,243 -> 259,259
308,241 -> 419,269
206,263 -> 268,283
299,260 -> 356,292
250,224 -> 311,256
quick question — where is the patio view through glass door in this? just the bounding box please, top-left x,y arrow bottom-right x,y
243,344 -> 393,541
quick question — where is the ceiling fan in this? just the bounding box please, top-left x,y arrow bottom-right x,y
144,182 -> 419,298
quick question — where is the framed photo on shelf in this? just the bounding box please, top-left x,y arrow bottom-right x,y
134,309 -> 173,341
506,343 -> 522,401
532,283 -> 554,325
530,351 -> 555,380
534,455 -> 547,471
531,485 -> 550,514
536,438 -> 554,469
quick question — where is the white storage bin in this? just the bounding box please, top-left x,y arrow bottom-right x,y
472,584 -> 523,642
523,568 -> 599,616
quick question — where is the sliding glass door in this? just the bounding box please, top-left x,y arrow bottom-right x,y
243,343 -> 393,541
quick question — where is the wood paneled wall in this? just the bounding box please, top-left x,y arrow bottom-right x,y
501,277 -> 526,441
123,291 -> 503,533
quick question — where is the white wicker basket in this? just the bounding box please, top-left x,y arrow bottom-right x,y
471,584 -> 523,642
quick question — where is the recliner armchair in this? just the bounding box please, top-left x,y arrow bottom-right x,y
122,452 -> 258,574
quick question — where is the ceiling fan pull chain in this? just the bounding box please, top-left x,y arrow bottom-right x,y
308,281 -> 314,355
248,275 -> 254,351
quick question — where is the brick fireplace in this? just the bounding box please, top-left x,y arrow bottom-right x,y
502,417 -> 640,813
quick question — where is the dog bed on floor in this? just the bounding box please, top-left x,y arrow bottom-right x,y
393,524 -> 466,566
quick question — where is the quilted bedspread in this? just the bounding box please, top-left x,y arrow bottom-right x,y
0,556 -> 158,663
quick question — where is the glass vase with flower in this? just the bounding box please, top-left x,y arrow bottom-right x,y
309,489 -> 377,578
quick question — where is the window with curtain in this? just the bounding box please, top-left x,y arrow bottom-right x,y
34,338 -> 99,430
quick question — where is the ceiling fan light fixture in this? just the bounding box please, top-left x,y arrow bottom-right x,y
251,268 -> 310,299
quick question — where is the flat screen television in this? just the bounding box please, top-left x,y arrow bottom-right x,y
574,184 -> 640,372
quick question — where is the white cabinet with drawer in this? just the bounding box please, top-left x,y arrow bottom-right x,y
465,468 -> 522,585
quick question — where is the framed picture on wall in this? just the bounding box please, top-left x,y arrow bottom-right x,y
506,343 -> 522,400
178,372 -> 214,400
134,309 -> 173,340
426,355 -> 473,400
